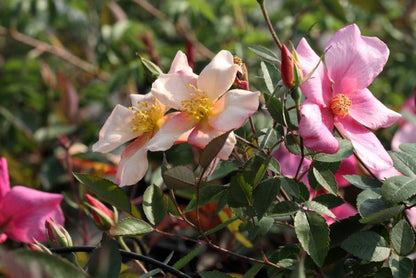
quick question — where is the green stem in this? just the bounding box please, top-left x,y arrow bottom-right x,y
258,0 -> 282,50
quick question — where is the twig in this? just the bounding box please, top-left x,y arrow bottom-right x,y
257,0 -> 282,50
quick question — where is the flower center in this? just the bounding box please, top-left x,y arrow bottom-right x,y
330,94 -> 351,117
130,98 -> 164,133
180,84 -> 213,122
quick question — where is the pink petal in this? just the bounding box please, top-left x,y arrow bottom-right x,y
324,24 -> 389,95
336,117 -> 393,172
197,50 -> 239,100
392,122 -> 416,151
348,88 -> 401,129
208,89 -> 260,131
335,155 -> 358,187
92,105 -> 137,153
0,233 -> 7,243
296,38 -> 332,106
406,207 -> 416,229
116,134 -> 150,186
1,186 -> 64,243
325,203 -> 357,225
146,113 -> 196,152
0,157 -> 10,200
375,166 -> 402,181
150,71 -> 198,109
216,132 -> 237,160
299,102 -> 339,154
168,51 -> 194,74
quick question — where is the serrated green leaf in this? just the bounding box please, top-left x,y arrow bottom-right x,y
382,175 -> 416,203
162,165 -> 195,189
260,61 -> 274,93
185,184 -> 226,212
312,194 -> 344,209
199,130 -> 232,169
356,188 -> 383,217
263,93 -> 286,126
143,185 -> 167,225
279,177 -> 299,200
110,218 -> 153,237
87,238 -> 121,278
248,45 -> 280,64
258,128 -> 278,150
74,173 -> 131,212
359,205 -> 404,224
294,210 -> 329,267
343,175 -> 382,189
341,231 -> 390,262
315,139 -> 353,162
271,200 -> 300,216
228,174 -> 252,207
208,160 -> 243,181
390,151 -> 416,178
311,164 -> 337,195
173,245 -> 205,270
139,56 -> 162,76
390,220 -> 415,256
13,250 -> 88,278
398,143 -> 416,156
253,178 -> 280,219
303,200 -> 337,220
389,253 -> 414,278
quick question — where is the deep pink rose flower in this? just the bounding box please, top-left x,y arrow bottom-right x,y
296,24 -> 401,173
0,158 -> 64,243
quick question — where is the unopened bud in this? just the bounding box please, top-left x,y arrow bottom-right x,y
45,219 -> 72,247
281,44 -> 295,88
85,194 -> 116,230
28,240 -> 53,254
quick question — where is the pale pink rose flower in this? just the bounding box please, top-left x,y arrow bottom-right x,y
0,158 -> 64,243
92,92 -> 178,186
146,50 -> 260,160
392,94 -> 416,151
296,24 -> 401,173
272,144 -> 357,224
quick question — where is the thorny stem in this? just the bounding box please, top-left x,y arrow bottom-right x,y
257,1 -> 282,50
168,190 -> 199,231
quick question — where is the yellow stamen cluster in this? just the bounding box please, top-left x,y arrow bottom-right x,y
130,98 -> 163,133
330,94 -> 352,117
180,84 -> 213,122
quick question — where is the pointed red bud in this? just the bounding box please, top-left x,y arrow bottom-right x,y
45,219 -> 72,247
85,194 -> 116,230
281,44 -> 295,88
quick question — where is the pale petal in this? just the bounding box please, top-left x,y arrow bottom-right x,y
375,166 -> 402,181
391,122 -> 416,151
92,105 -> 137,153
406,207 -> 416,229
296,38 -> 332,105
336,117 -> 393,172
197,50 -> 239,100
216,132 -> 237,160
299,102 -> 339,154
150,71 -> 197,109
0,157 -> 10,200
146,113 -> 196,152
324,24 -> 389,94
116,134 -> 150,186
1,186 -> 64,243
208,89 -> 259,131
348,88 -> 401,129
168,50 -> 194,74
188,123 -> 228,150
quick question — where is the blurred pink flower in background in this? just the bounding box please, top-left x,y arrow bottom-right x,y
392,92 -> 416,151
296,24 -> 401,174
272,144 -> 357,225
0,158 -> 64,243
147,50 -> 260,160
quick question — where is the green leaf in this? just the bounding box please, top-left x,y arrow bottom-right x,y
173,245 -> 205,270
258,128 -> 279,150
359,205 -> 404,224
390,220 -> 415,256
294,210 -> 329,267
343,175 -> 382,189
390,151 -> 416,178
263,93 -> 286,126
110,218 -> 153,237
253,178 -> 280,219
243,263 -> 263,278
87,238 -> 121,278
260,61 -> 274,93
208,160 -> 243,181
199,130 -> 232,169
398,143 -> 416,156
185,184 -> 226,212
315,138 -> 353,162
330,216 -> 364,248
382,175 -> 416,203
357,189 -> 384,217
13,250 -> 88,278
248,45 -> 280,64
312,194 -> 344,209
162,165 -> 195,189
279,177 -> 299,200
74,173 -> 131,212
341,231 -> 390,262
228,174 -> 252,207
311,164 -> 338,195
389,253 -> 414,278
143,185 -> 168,225
303,200 -> 337,220
139,56 -> 162,76
271,200 -> 300,216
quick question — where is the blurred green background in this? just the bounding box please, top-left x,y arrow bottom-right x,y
0,0 -> 415,189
